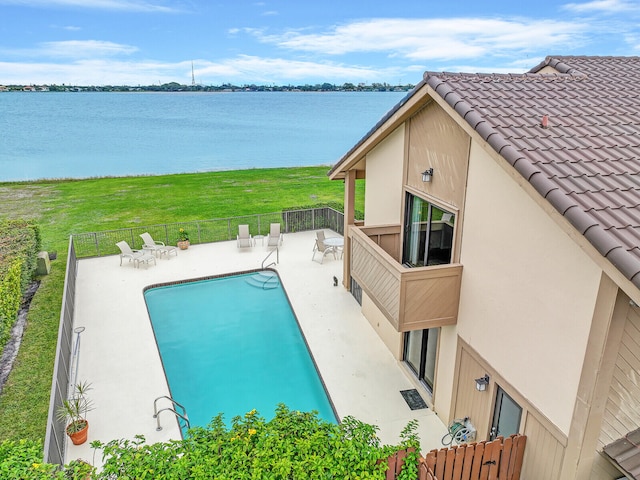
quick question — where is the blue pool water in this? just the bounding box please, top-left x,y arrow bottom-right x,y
144,272 -> 336,430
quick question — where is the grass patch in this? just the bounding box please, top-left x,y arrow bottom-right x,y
0,166 -> 363,442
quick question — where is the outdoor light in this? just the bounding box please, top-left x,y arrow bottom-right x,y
475,374 -> 490,392
421,168 -> 434,183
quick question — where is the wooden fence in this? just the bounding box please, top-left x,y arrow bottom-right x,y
386,435 -> 526,480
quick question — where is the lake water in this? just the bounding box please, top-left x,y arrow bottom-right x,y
0,91 -> 405,182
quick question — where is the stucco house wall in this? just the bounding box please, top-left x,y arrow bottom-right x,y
363,124 -> 405,227
456,140 -> 603,434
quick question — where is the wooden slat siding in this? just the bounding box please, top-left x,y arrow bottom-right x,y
598,304 -> 640,450
521,413 -> 564,480
406,100 -> 470,209
454,349 -> 493,439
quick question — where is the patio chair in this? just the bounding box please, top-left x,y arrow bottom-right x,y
312,231 -> 335,264
116,241 -> 156,268
140,232 -> 178,258
267,223 -> 283,247
237,224 -> 253,248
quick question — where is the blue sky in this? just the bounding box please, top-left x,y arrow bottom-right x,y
1,0 -> 640,86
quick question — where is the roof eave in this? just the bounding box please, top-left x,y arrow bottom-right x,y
328,80 -> 429,180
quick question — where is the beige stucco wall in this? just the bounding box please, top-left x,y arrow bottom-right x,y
361,291 -> 403,358
364,124 -> 405,226
433,324 -> 457,419
456,141 -> 602,434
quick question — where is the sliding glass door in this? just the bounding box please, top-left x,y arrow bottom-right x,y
402,193 -> 455,267
404,328 -> 439,391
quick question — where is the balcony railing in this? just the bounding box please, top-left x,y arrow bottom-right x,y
349,225 -> 462,331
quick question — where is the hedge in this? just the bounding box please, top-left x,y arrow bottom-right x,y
0,220 -> 41,347
0,406 -> 420,479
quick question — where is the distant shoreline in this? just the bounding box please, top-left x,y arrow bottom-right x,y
0,83 -> 415,93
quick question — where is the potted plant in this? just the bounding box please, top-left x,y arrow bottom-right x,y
56,381 -> 94,445
177,228 -> 190,249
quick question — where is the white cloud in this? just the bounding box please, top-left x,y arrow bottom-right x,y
0,0 -> 178,12
38,40 -> 139,58
254,17 -> 590,60
562,0 -> 639,13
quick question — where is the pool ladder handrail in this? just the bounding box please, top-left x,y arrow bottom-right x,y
261,246 -> 279,269
153,395 -> 190,432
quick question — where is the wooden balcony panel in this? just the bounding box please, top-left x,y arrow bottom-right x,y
349,226 -> 462,332
359,224 -> 402,262
350,229 -> 401,329
400,264 -> 463,331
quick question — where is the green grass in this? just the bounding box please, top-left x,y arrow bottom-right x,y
0,166 -> 363,442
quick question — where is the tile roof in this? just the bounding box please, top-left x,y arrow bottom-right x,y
424,56 -> 640,290
603,427 -> 640,479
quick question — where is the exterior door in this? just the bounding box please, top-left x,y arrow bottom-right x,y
403,328 -> 439,392
402,193 -> 455,267
490,386 -> 522,440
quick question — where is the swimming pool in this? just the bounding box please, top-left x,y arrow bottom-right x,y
144,271 -> 337,431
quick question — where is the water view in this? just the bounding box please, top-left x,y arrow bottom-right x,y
0,91 -> 405,182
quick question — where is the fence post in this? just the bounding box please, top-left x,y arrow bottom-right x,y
93,232 -> 99,257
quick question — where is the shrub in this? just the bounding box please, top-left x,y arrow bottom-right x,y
92,405 -> 419,479
0,220 -> 41,347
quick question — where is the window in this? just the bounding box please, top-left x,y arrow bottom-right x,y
402,193 -> 454,267
404,328 -> 439,392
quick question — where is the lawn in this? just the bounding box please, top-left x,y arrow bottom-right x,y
0,166 -> 363,442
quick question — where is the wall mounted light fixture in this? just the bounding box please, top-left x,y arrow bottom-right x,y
421,168 -> 434,183
475,374 -> 490,392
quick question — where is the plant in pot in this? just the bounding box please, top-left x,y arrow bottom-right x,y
177,228 -> 190,249
56,381 -> 94,445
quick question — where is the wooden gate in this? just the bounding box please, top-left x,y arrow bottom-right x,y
386,435 -> 526,480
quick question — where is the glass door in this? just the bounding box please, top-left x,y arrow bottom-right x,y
490,387 -> 522,440
403,193 -> 455,267
403,328 -> 439,391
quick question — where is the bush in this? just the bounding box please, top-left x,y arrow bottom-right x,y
91,405 -> 419,479
0,220 -> 41,347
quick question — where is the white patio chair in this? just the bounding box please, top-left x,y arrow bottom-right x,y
140,232 -> 178,258
312,231 -> 335,263
237,224 -> 253,248
116,240 -> 156,268
267,223 -> 283,247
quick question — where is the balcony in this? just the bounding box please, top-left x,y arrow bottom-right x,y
348,225 -> 462,332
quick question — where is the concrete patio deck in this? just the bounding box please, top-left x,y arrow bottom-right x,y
67,229 -> 448,466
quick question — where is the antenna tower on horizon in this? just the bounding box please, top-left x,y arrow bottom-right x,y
191,61 -> 195,87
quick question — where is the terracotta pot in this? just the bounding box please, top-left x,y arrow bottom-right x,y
67,420 -> 89,445
177,240 -> 190,250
